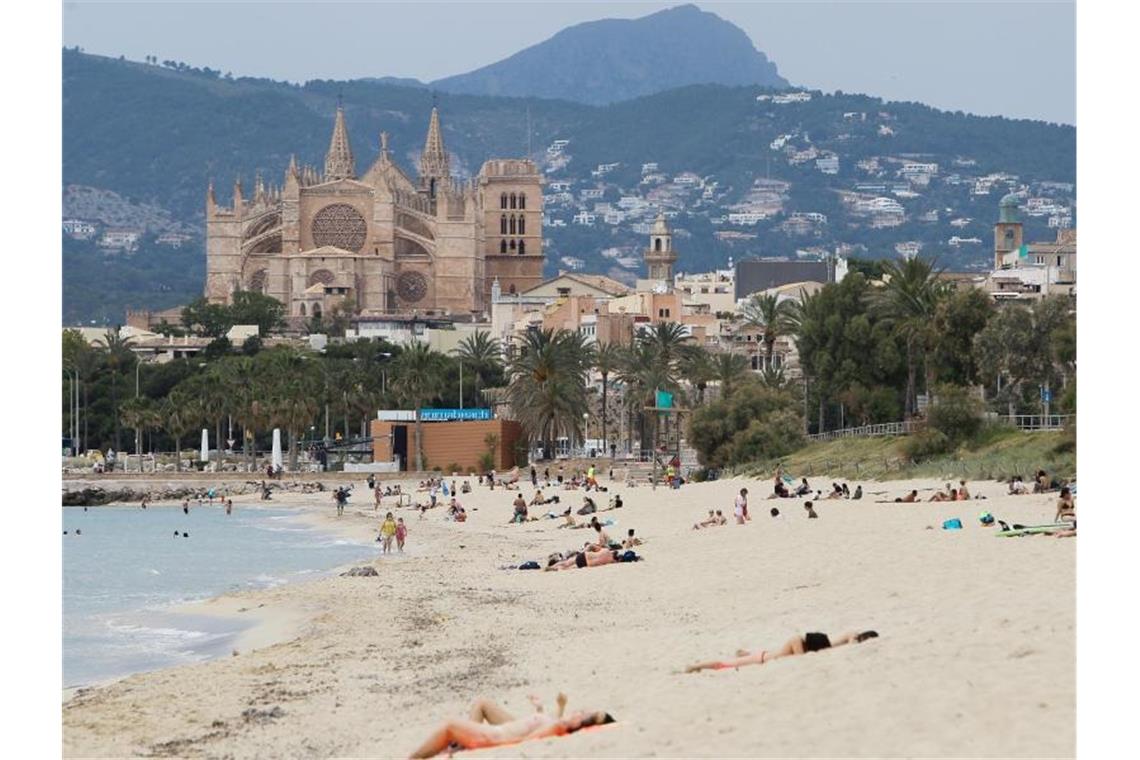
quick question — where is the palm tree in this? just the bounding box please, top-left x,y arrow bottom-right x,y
120,397 -> 160,461
506,329 -> 591,459
95,328 -> 136,454
454,330 -> 503,406
593,341 -> 623,452
872,258 -> 947,417
162,392 -> 199,472
711,352 -> 750,400
678,345 -> 715,407
390,342 -> 447,472
639,321 -> 692,371
739,293 -> 796,369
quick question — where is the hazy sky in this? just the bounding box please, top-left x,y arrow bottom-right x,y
62,1 -> 1075,125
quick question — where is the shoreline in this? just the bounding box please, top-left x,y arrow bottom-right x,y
63,474 -> 1075,758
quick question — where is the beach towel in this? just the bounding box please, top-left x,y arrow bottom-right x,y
942,518 -> 963,530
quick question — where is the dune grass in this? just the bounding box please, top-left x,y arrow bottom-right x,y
738,428 -> 1075,483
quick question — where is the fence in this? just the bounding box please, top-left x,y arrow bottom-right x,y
807,420 -> 925,442
1002,415 -> 1073,431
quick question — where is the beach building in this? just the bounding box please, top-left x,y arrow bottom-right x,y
370,414 -> 523,472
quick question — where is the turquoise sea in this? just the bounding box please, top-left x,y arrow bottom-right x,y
62,505 -> 372,688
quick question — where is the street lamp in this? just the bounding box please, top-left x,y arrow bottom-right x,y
583,412 -> 589,456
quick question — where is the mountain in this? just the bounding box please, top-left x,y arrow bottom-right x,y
430,4 -> 788,104
60,49 -> 1075,324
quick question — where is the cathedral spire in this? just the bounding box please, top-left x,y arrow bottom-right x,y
324,104 -> 356,181
419,105 -> 450,195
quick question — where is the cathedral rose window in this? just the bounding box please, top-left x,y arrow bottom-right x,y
397,271 -> 428,303
312,203 -> 367,252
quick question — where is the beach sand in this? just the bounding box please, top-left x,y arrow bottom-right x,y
63,474 -> 1074,758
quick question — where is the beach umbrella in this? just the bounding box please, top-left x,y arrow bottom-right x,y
200,429 -> 210,463
272,428 -> 283,471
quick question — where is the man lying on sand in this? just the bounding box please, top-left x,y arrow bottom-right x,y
895,490 -> 918,503
544,548 -> 640,570
408,693 -> 615,758
685,630 -> 879,673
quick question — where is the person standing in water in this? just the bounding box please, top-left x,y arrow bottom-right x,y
225,499 -> 233,515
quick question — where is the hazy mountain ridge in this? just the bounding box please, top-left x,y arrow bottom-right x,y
431,5 -> 788,104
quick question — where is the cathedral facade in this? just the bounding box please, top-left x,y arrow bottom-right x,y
204,106 -> 544,320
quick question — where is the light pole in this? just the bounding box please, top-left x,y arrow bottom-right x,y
134,359 -> 143,461
583,412 -> 589,456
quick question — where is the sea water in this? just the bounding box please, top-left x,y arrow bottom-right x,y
63,505 -> 372,688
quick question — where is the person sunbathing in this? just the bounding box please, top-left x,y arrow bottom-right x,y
827,483 -> 844,500
794,478 -> 811,497
851,485 -> 863,500
586,518 -> 611,551
408,693 -> 615,758
929,487 -> 957,503
895,490 -> 918,503
622,529 -> 643,549
957,480 -> 971,500
557,508 -> 577,528
685,630 -> 879,673
693,509 -> 717,529
544,548 -> 636,571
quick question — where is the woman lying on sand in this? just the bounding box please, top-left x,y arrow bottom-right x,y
685,630 -> 879,673
409,693 -> 615,758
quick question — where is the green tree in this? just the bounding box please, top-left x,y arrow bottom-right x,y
688,382 -> 804,468
710,351 -> 749,400
94,328 -> 136,454
228,289 -> 286,335
119,396 -> 160,459
506,329 -> 591,459
871,258 -> 947,417
593,340 -> 623,449
162,392 -> 199,472
739,292 -> 796,366
390,342 -> 447,472
930,286 -> 994,386
678,345 -> 715,407
181,297 -> 232,337
455,330 -> 503,406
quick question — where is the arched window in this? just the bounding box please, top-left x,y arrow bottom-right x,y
654,238 -> 662,252
509,216 -> 517,234
500,215 -> 508,234
500,193 -> 508,209
509,284 -> 516,294
518,240 -> 526,255
518,216 -> 526,235
300,303 -> 307,316
509,239 -> 517,251
518,193 -> 526,210
500,239 -> 507,253
509,193 -> 517,209
313,303 -> 322,318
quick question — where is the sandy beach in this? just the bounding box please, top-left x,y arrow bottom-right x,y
62,473 -> 1074,758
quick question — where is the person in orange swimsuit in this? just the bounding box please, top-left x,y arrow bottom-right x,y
409,693 -> 614,758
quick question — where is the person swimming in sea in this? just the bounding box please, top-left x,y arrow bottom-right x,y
685,630 -> 879,672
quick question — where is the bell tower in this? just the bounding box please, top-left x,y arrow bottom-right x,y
645,212 -> 678,286
994,193 -> 1023,269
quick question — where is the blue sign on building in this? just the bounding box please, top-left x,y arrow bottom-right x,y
419,408 -> 493,421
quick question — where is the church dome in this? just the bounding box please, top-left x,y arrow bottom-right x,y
998,193 -> 1021,223
1000,192 -> 1020,207
651,213 -> 671,236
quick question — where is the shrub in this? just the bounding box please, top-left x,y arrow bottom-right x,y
926,384 -> 983,446
901,429 -> 951,460
477,452 -> 494,472
689,383 -> 805,468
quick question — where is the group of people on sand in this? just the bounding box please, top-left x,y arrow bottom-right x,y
770,474 -> 863,502
409,626 -> 879,756
927,480 -> 972,502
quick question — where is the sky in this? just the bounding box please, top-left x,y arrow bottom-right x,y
62,1 -> 1075,125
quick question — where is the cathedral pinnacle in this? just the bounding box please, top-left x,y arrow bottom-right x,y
323,104 -> 356,181
419,106 -> 450,186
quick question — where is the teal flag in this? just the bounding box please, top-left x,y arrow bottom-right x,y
655,390 -> 674,409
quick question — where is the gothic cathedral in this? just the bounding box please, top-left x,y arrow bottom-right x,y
204,105 -> 544,320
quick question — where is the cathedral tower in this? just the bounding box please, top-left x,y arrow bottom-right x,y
645,212 -> 678,286
419,106 -> 450,199
324,105 -> 356,181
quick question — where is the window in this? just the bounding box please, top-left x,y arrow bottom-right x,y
509,216 -> 517,234
654,238 -> 662,252
665,308 -> 671,317
509,284 -> 516,294
500,193 -> 508,209
500,239 -> 507,253
509,239 -> 516,251
1057,256 -> 1063,266
510,193 -> 517,209
518,240 -> 526,255
500,215 -> 507,234
300,303 -> 307,316
519,193 -> 526,210
518,216 -> 526,235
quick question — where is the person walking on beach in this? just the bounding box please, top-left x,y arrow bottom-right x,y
735,488 -> 750,523
396,517 -> 408,552
225,499 -> 233,515
380,512 -> 398,553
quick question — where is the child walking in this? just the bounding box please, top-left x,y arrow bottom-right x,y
395,517 -> 408,552
380,511 -> 398,554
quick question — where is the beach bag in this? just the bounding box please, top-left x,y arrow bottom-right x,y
942,518 -> 963,530
518,561 -> 541,570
